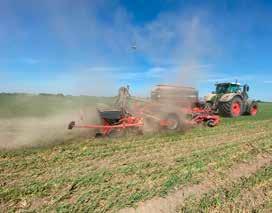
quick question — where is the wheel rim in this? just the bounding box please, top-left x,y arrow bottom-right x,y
207,120 -> 215,127
250,105 -> 258,116
167,119 -> 178,130
232,102 -> 241,116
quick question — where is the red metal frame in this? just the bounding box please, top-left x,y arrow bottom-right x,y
71,116 -> 144,136
69,104 -> 220,137
185,107 -> 220,126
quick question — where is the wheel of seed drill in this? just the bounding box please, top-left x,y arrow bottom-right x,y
108,129 -> 125,138
206,119 -> 216,127
163,113 -> 181,132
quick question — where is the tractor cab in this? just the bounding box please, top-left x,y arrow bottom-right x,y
215,83 -> 242,94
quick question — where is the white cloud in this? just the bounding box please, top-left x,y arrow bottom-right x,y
132,13 -> 219,66
146,67 -> 167,78
25,1 -> 219,69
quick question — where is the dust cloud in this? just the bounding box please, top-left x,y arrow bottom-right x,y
0,108 -> 102,150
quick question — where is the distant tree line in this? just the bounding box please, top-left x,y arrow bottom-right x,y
0,92 -> 65,97
0,93 -> 106,98
39,93 -> 64,97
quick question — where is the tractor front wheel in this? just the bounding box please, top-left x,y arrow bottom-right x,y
218,97 -> 243,117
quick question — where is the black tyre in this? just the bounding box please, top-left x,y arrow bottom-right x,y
68,121 -> 75,130
108,129 -> 125,138
206,119 -> 216,127
244,102 -> 258,116
218,96 -> 243,117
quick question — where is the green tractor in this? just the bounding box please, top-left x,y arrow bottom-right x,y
204,82 -> 258,117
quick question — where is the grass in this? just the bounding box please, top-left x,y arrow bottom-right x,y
0,101 -> 271,212
179,165 -> 272,212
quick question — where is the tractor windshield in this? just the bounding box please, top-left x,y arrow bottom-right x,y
216,84 -> 240,94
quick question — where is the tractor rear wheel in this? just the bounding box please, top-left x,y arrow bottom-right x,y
218,97 -> 243,117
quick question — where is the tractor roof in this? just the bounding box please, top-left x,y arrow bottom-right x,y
215,82 -> 241,86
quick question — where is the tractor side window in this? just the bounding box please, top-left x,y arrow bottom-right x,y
216,85 -> 228,93
229,85 -> 240,93
216,85 -> 221,93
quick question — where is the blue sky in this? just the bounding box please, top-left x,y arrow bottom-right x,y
0,0 -> 272,100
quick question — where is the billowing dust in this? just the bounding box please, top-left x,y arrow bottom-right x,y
0,93 -> 193,150
129,93 -> 194,134
0,108 -> 101,150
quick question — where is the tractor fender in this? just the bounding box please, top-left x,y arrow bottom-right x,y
204,93 -> 216,102
244,99 -> 257,111
246,99 -> 257,105
219,93 -> 243,102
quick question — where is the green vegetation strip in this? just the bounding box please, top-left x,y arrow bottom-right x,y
1,131 -> 271,212
179,164 -> 272,212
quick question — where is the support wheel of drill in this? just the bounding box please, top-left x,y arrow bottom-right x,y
108,129 -> 125,138
206,120 -> 216,127
163,114 -> 181,132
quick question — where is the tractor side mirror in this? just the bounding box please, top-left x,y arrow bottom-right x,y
243,85 -> 249,92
